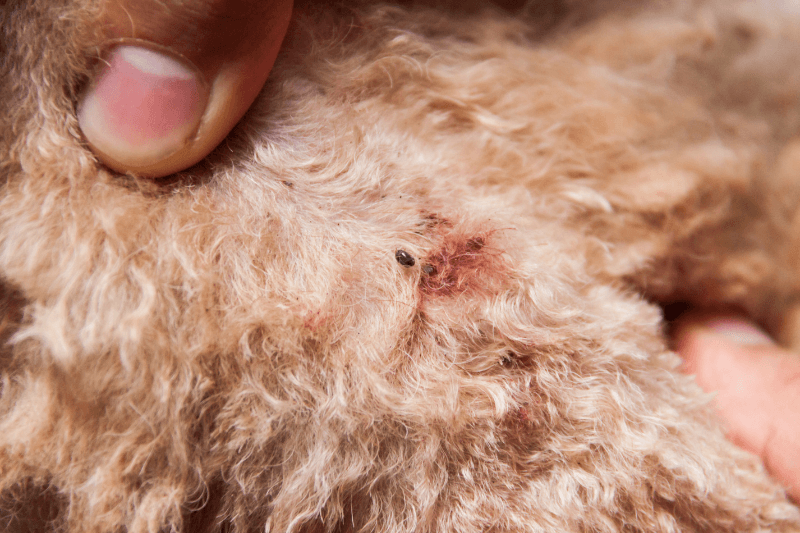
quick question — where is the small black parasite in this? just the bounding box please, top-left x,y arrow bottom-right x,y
422,264 -> 435,275
395,249 -> 416,268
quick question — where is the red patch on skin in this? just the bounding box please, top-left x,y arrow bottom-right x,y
419,229 -> 509,298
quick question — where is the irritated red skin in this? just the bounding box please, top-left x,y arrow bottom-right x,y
419,228 -> 510,299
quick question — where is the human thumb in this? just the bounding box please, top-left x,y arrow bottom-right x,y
78,0 -> 293,177
673,313 -> 800,502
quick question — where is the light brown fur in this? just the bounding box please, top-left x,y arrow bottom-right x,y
1,0 -> 800,531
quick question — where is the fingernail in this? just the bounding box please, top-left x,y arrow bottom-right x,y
78,43 -> 208,170
704,317 -> 775,346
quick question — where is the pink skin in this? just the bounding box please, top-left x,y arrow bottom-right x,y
94,48 -> 204,144
674,314 -> 800,502
79,44 -> 208,167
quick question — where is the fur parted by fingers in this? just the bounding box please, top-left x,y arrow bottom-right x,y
1,0 -> 800,532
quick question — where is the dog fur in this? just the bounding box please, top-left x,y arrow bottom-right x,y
1,0 -> 800,531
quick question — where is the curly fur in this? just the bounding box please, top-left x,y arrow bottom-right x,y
1,0 -> 800,531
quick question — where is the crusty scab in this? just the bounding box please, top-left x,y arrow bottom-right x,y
419,227 -> 509,298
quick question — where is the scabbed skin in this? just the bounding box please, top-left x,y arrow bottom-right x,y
1,0 -> 800,531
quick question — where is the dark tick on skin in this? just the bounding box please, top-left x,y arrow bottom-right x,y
422,264 -> 435,275
395,249 -> 416,267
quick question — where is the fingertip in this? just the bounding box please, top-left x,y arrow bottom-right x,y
80,0 -> 294,178
672,311 -> 796,459
699,315 -> 775,347
78,43 -> 209,174
674,310 -> 774,346
673,311 -> 774,370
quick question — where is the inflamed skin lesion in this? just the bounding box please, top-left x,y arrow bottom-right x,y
418,231 -> 509,298
395,213 -> 512,299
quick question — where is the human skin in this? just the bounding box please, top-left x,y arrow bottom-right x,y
673,313 -> 800,502
78,0 -> 293,177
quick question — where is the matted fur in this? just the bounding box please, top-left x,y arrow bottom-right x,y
1,0 -> 800,531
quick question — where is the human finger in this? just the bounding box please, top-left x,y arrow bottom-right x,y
78,0 -> 293,177
673,312 -> 800,501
